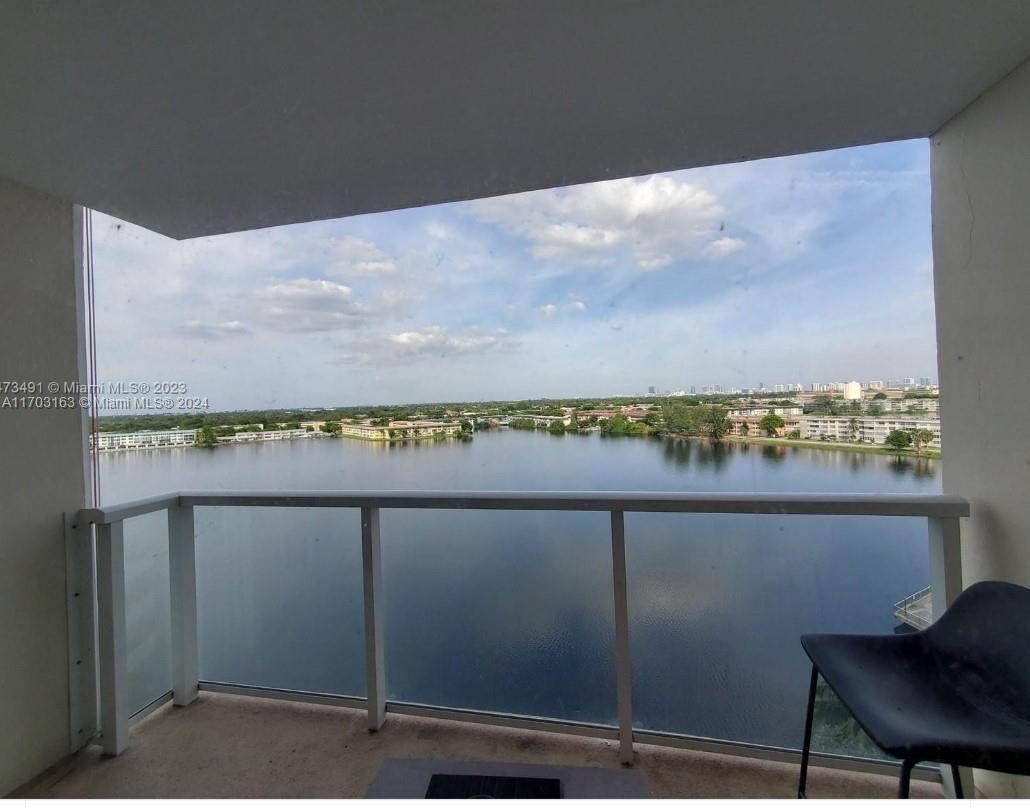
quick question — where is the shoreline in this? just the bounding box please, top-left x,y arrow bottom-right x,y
722,434 -> 941,459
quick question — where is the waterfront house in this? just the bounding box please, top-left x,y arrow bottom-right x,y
3,2 -> 1030,798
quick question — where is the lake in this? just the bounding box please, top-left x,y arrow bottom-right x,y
102,429 -> 939,755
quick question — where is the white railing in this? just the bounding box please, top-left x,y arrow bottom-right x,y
67,490 -> 968,783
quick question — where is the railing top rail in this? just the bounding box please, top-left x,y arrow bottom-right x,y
77,493 -> 181,525
79,490 -> 970,525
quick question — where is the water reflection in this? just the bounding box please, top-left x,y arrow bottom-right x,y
761,445 -> 787,463
662,437 -> 693,468
654,438 -> 936,481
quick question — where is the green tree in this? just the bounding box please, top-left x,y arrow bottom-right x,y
661,400 -> 698,434
759,412 -> 785,437
700,406 -> 730,442
847,417 -> 859,442
195,425 -> 218,448
911,429 -> 935,456
873,392 -> 887,400
547,420 -> 566,435
322,421 -> 340,436
867,404 -> 883,416
809,395 -> 838,415
600,414 -> 649,436
739,421 -> 750,437
884,430 -> 913,451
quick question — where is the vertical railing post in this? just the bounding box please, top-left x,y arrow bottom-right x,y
96,519 -> 128,756
361,506 -> 386,731
610,510 -> 634,764
929,514 -> 973,798
928,515 -> 963,621
65,512 -> 98,751
169,504 -> 199,706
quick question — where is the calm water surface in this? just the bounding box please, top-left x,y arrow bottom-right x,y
103,429 -> 940,751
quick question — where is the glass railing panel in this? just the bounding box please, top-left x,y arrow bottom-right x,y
123,510 -> 172,714
626,513 -> 928,758
194,506 -> 365,697
381,509 -> 617,726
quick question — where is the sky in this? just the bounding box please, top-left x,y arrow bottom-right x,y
93,138 -> 936,411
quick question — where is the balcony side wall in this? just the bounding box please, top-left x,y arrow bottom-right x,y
0,178 -> 89,794
931,58 -> 1030,799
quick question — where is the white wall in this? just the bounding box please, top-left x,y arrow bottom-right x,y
932,58 -> 1030,798
0,178 -> 88,794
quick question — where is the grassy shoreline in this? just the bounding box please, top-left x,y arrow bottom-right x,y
724,434 -> 941,459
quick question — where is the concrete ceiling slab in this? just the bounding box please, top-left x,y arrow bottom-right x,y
2,0 -> 1030,238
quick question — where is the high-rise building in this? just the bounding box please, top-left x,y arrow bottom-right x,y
843,380 -> 862,400
648,386 -> 656,395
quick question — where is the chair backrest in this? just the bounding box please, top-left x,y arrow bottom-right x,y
927,580 -> 1030,707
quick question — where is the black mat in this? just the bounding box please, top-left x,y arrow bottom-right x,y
426,773 -> 562,799
366,758 -> 649,799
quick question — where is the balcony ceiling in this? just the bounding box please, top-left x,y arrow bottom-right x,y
2,0 -> 1030,239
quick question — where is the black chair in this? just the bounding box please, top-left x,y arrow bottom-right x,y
797,580 -> 1030,798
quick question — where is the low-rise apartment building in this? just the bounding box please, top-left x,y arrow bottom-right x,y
727,415 -> 803,437
338,419 -> 463,440
868,398 -> 940,415
92,429 -> 197,450
216,428 -> 312,444
510,413 -> 574,427
728,406 -> 804,418
799,416 -> 941,448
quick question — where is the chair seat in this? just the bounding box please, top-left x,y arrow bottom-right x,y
802,631 -> 1030,773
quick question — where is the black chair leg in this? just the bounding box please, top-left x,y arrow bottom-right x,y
797,665 -> 818,798
898,759 -> 915,799
950,764 -> 964,799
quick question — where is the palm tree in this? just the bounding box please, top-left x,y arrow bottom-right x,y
911,429 -> 935,456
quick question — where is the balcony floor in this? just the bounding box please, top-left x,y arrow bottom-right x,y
30,692 -> 942,798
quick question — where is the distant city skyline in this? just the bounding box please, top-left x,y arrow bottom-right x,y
93,139 -> 937,411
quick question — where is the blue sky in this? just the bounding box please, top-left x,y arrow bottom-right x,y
94,139 -> 936,410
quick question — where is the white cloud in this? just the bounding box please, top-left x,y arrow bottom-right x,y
390,326 -> 512,357
469,174 -> 738,270
254,278 -> 372,332
425,221 -> 452,241
178,319 -> 250,339
338,325 -> 516,365
541,298 -> 587,317
327,235 -> 398,276
703,236 -> 746,257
